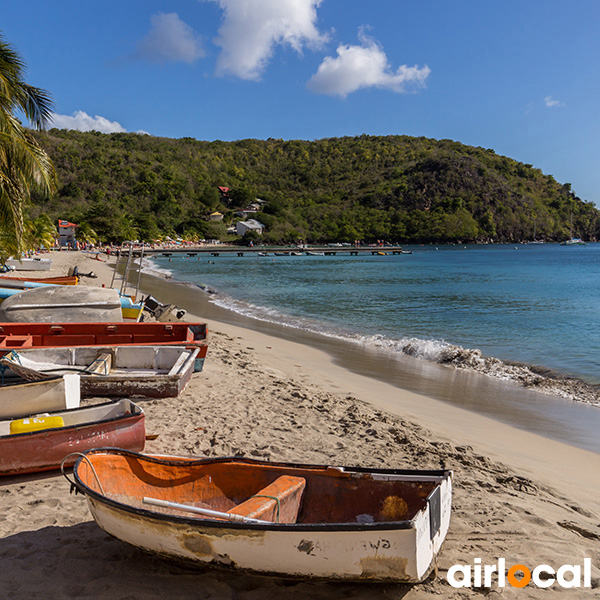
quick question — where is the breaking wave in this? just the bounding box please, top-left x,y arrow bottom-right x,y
208,290 -> 600,409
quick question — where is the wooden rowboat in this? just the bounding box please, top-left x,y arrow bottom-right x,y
5,257 -> 52,271
0,275 -> 79,286
0,286 -> 143,322
69,450 -> 452,582
0,400 -> 144,476
0,322 -> 208,372
0,374 -> 80,420
1,345 -> 200,398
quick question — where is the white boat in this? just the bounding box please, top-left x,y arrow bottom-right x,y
68,450 -> 453,583
0,286 -> 131,322
560,238 -> 587,246
0,374 -> 80,419
5,257 -> 52,271
305,251 -> 325,256
1,345 -> 199,398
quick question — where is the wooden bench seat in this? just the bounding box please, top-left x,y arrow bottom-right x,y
227,475 -> 306,523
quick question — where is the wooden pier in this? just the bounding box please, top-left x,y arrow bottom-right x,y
132,245 -> 411,258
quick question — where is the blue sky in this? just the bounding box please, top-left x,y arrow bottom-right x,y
3,1 -> 600,205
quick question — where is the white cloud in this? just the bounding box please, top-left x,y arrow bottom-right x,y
135,12 -> 204,64
208,0 -> 327,80
50,111 -> 127,133
545,95 -> 565,108
307,29 -> 430,98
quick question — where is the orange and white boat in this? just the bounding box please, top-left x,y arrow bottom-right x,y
68,450 -> 452,582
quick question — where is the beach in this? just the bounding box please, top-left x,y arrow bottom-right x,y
0,249 -> 598,598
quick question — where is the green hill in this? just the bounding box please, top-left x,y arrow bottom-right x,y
30,130 -> 599,244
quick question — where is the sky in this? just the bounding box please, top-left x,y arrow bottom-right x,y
3,1 -> 600,205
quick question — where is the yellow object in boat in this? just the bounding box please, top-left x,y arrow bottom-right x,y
10,415 -> 65,434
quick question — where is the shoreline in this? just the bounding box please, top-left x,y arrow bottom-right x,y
135,264 -> 600,455
0,249 -> 598,599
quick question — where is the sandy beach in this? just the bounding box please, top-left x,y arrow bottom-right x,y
0,249 -> 598,599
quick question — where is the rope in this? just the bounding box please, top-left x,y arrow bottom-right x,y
249,494 -> 281,523
60,452 -> 105,496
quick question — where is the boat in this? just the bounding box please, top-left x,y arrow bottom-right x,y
4,257 -> 52,271
273,252 -> 290,256
305,251 -> 325,256
1,345 -> 200,398
68,450 -> 452,582
0,286 -> 143,322
560,238 -> 587,246
0,374 -> 80,420
257,252 -> 269,257
0,399 -> 144,476
0,275 -> 79,286
0,322 -> 208,371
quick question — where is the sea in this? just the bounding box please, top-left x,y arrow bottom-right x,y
138,243 -> 600,453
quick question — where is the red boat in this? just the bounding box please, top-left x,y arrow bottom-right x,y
0,275 -> 79,285
0,321 -> 208,370
0,399 -> 144,476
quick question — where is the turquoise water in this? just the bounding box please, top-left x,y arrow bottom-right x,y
146,243 -> 600,386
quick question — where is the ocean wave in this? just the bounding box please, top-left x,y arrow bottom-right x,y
139,256 -> 174,278
209,292 -> 600,409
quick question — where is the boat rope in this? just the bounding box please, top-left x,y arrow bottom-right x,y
60,453 -> 105,496
249,494 -> 281,523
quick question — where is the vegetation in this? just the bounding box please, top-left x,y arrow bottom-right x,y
28,129 -> 599,245
0,34 -> 56,257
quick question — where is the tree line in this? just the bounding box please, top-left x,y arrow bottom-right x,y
27,129 -> 599,245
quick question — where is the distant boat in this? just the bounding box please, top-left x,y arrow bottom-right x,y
305,251 -> 325,256
0,374 -> 80,420
1,345 -> 200,399
560,238 -> 587,246
4,257 -> 52,271
68,449 -> 453,583
0,399 -> 144,476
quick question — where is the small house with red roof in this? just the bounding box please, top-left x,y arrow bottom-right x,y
58,219 -> 78,247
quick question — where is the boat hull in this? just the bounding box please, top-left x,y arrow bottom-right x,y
5,258 -> 52,271
0,400 -> 144,476
2,346 -> 200,398
72,451 -> 452,582
0,374 -> 80,419
0,323 -> 208,370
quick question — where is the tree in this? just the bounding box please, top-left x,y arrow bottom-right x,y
25,213 -> 56,251
75,221 -> 100,246
0,33 -> 56,256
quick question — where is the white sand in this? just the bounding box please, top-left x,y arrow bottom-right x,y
0,249 -> 598,599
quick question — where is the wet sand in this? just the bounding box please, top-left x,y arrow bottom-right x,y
0,249 -> 598,599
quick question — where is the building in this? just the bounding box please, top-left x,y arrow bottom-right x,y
236,219 -> 265,236
234,209 -> 258,218
209,211 -> 224,221
57,219 -> 78,247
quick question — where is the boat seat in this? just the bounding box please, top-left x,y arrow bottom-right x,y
227,475 -> 306,524
0,335 -> 33,348
86,353 -> 112,375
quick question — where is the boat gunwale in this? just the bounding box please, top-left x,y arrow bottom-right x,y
73,448 -> 452,533
1,400 -> 144,440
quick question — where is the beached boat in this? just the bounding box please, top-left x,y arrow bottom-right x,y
0,322 -> 208,371
0,374 -> 80,419
0,274 -> 79,286
0,399 -> 144,476
5,257 -> 52,271
1,345 -> 200,398
68,450 -> 452,582
0,286 -> 143,322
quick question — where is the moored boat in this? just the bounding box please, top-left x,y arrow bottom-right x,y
69,450 -> 452,582
0,322 -> 208,371
0,374 -> 80,419
0,399 -> 144,476
1,345 -> 200,398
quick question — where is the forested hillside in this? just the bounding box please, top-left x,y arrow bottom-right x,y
30,130 -> 599,244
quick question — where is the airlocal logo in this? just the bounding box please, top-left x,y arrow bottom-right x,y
448,558 -> 592,589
